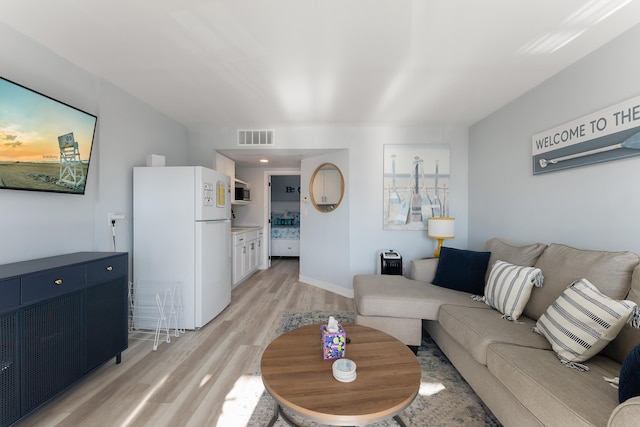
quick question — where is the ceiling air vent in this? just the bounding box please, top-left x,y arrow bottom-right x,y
237,129 -> 275,146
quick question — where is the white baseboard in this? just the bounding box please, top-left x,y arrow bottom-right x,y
298,275 -> 354,299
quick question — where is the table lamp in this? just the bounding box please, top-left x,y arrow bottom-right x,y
427,217 -> 455,258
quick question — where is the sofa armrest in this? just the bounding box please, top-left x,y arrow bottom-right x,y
608,396 -> 640,427
408,258 -> 438,282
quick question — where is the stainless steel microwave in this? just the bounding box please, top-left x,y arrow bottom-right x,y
235,187 -> 250,201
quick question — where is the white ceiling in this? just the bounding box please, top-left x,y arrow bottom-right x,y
2,0 -> 640,167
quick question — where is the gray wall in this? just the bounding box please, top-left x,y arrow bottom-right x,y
469,24 -> 640,254
345,126 -> 469,279
271,175 -> 301,202
192,125 -> 469,296
300,151 -> 350,294
0,22 -> 188,266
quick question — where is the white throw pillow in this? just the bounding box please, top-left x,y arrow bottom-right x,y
533,278 -> 640,371
480,260 -> 544,321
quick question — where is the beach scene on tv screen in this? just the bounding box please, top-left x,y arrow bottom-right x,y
0,78 -> 97,194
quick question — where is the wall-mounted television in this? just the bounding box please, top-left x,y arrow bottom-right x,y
0,76 -> 97,195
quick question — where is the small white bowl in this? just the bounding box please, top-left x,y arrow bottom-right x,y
332,358 -> 356,382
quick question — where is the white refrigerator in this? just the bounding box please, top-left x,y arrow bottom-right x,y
133,166 -> 232,330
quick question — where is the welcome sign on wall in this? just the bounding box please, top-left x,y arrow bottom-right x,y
532,95 -> 640,174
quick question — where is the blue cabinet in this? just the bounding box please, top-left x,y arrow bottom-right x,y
0,310 -> 17,426
0,252 -> 128,426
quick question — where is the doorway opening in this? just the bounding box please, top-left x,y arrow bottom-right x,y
267,172 -> 301,268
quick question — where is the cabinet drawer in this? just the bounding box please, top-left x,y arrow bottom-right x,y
0,278 -> 20,311
244,230 -> 258,241
272,239 -> 300,256
86,255 -> 128,284
21,265 -> 85,305
233,233 -> 246,246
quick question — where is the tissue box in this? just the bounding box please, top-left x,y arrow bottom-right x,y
321,324 -> 346,360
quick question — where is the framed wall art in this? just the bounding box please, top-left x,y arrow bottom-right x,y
383,144 -> 450,230
533,95 -> 640,174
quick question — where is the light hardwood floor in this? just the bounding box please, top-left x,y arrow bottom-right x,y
18,257 -> 354,427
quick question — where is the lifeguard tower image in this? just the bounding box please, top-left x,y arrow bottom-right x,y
57,132 -> 85,188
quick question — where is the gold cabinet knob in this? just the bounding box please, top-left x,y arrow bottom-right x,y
106,266 -> 113,271
54,279 -> 63,285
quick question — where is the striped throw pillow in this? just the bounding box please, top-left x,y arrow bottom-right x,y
481,260 -> 544,321
533,278 -> 640,371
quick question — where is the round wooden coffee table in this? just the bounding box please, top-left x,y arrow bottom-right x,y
260,323 -> 421,426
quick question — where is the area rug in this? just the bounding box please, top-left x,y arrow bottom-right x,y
247,311 -> 502,426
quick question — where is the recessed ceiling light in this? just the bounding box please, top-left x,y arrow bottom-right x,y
260,159 -> 269,163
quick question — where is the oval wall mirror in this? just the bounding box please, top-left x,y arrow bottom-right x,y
310,163 -> 345,213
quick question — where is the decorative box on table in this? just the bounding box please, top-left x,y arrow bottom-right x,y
321,324 -> 346,360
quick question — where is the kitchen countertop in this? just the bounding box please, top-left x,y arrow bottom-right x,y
231,226 -> 262,234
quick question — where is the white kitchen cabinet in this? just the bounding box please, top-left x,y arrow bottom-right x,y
256,229 -> 264,268
233,239 -> 245,286
232,228 -> 261,287
215,152 -> 235,182
247,237 -> 257,273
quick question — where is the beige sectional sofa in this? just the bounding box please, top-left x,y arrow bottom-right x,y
353,238 -> 640,427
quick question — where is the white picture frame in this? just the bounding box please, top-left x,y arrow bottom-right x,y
383,144 -> 450,230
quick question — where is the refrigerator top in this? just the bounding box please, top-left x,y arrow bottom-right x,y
134,166 -> 231,222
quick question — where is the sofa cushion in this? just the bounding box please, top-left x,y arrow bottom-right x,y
603,264 -> 640,364
408,257 -> 438,282
487,343 -> 620,427
432,247 -> 491,294
355,314 -> 422,346
438,304 -> 550,365
482,260 -> 543,321
353,274 -> 488,321
533,278 -> 638,369
484,238 -> 546,282
609,397 -> 640,427
525,244 -> 639,320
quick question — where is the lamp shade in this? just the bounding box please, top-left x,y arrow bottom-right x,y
427,217 -> 455,239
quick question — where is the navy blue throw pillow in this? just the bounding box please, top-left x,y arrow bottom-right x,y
619,343 -> 640,403
432,247 -> 491,295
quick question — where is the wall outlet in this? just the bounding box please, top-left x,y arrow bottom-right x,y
108,212 -> 126,226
